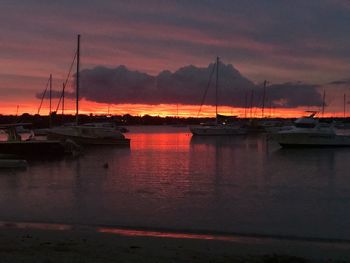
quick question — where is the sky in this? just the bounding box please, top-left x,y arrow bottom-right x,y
1,0 -> 350,117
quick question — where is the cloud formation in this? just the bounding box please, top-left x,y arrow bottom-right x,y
3,0 -> 350,115
46,62 -> 323,109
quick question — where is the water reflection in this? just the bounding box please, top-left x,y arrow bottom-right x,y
1,127 -> 350,239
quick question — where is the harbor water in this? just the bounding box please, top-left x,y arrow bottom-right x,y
0,126 -> 350,240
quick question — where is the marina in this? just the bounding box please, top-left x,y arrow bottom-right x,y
1,126 -> 350,242
2,1 -> 350,261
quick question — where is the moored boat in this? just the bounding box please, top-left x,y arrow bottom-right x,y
48,125 -> 130,146
0,159 -> 27,169
190,124 -> 246,136
82,122 -> 129,133
272,113 -> 350,147
47,35 -> 130,146
0,124 -> 70,157
190,57 -> 246,136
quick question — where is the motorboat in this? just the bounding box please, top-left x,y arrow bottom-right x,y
272,113 -> 350,147
0,124 -> 72,157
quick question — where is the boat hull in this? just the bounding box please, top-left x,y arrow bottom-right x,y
48,133 -> 130,146
273,133 -> 350,147
48,126 -> 130,146
190,126 -> 246,136
0,141 -> 66,156
0,159 -> 27,168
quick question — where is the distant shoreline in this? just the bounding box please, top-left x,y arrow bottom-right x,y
0,113 -> 347,129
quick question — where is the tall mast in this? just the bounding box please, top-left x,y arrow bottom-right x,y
244,91 -> 248,118
344,93 -> 346,118
261,80 -> 267,118
49,74 -> 52,127
321,89 -> 326,117
37,76 -> 50,115
76,34 -> 80,125
49,74 -> 52,115
215,56 -> 219,124
62,82 -> 65,115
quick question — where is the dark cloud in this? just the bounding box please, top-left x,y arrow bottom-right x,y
54,62 -> 323,108
267,83 -> 322,108
328,79 -> 350,85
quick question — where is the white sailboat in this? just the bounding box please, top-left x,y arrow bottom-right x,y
48,35 -> 130,146
190,57 -> 246,136
272,112 -> 350,147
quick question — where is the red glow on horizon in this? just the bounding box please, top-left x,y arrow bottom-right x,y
1,98 -> 347,118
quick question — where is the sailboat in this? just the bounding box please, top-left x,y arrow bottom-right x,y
189,57 -> 246,136
48,35 -> 130,146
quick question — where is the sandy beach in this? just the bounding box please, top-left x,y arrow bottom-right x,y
1,223 -> 350,262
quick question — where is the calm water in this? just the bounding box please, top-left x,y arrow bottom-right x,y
1,126 -> 350,240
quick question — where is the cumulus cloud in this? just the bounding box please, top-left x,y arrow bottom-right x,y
36,62 -> 324,109
76,62 -> 323,108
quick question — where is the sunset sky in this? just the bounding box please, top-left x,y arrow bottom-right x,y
2,0 -> 350,117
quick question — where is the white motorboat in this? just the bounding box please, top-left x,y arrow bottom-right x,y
272,113 -> 350,147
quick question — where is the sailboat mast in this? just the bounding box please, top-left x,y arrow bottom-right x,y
344,93 -> 346,118
261,80 -> 267,118
49,74 -> 52,114
321,89 -> 326,117
244,91 -> 248,118
215,56 -> 219,124
62,82 -> 65,115
49,74 -> 52,127
76,34 -> 80,125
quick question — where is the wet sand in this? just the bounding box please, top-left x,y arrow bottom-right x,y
1,225 -> 350,262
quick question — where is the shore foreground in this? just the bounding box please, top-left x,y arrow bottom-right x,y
1,225 -> 350,262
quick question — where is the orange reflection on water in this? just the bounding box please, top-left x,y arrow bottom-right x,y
97,227 -> 242,242
130,132 -> 191,151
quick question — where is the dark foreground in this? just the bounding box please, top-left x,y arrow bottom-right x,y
0,226 -> 349,262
